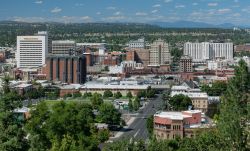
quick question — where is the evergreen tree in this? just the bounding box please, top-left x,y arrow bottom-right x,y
114,92 -> 122,99
128,99 -> 133,112
103,90 -> 113,98
0,90 -> 29,150
126,91 -> 133,99
217,60 -> 250,150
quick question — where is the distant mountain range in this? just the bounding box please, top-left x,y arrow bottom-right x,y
150,21 -> 238,28
0,20 -> 245,29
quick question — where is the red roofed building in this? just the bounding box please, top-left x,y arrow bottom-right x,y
154,110 -> 205,140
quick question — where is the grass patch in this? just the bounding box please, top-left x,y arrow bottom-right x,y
44,97 -> 91,108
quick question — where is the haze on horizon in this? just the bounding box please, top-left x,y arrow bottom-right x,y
0,0 -> 249,25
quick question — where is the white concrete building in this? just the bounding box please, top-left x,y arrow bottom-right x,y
184,42 -> 233,62
128,38 -> 146,49
207,60 -> 228,70
16,31 -> 48,69
242,56 -> 250,72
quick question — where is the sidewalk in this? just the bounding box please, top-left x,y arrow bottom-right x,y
109,116 -> 136,140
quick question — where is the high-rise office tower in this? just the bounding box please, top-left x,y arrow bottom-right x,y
149,39 -> 171,66
52,40 -> 76,55
184,42 -> 233,62
16,31 -> 48,69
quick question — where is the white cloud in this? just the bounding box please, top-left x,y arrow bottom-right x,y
164,0 -> 172,3
34,1 -> 43,4
151,10 -> 158,13
175,5 -> 185,8
241,7 -> 250,13
12,16 -> 45,22
106,6 -> 116,10
192,3 -> 198,6
208,3 -> 218,7
81,16 -> 91,22
96,12 -> 101,15
51,7 -> 62,13
233,13 -> 241,17
114,11 -> 121,16
75,3 -> 84,7
135,12 -> 148,16
103,16 -> 126,21
153,4 -> 161,8
217,8 -> 231,14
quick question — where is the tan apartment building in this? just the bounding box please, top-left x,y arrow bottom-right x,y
149,39 -> 171,66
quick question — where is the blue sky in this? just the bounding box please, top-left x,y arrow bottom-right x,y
0,0 -> 249,25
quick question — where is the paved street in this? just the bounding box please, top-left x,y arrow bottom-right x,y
112,94 -> 163,141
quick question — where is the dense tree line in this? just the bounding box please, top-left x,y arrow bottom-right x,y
0,77 -> 122,150
1,21 -> 250,47
201,81 -> 228,96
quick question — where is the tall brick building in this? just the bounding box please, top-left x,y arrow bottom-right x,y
44,55 -> 86,84
180,55 -> 193,73
126,49 -> 150,67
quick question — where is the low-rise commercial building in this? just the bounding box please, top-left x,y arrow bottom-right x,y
171,85 -> 209,112
81,81 -> 149,96
154,110 -> 209,140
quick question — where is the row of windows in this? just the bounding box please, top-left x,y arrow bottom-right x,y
20,46 -> 42,49
173,125 -> 181,130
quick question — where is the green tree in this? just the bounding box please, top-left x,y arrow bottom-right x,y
217,60 -> 250,150
90,93 -> 103,109
25,102 -> 51,150
146,86 -> 156,98
128,99 -> 133,112
72,92 -> 82,98
169,94 -> 192,111
137,90 -> 146,98
97,129 -> 110,143
146,115 -> 154,138
133,97 -> 140,111
201,81 -> 227,96
2,74 -> 11,94
0,91 -> 29,150
103,139 -> 146,151
97,102 -> 121,125
126,91 -> 133,99
26,101 -> 97,151
83,92 -> 92,98
103,90 -> 113,98
114,92 -> 122,99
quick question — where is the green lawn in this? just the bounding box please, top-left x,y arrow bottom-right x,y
44,97 -> 91,108
44,97 -> 115,108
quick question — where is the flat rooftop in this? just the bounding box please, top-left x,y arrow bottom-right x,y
82,82 -> 148,90
154,112 -> 191,120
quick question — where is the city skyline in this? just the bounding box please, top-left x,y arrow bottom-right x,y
0,0 -> 249,25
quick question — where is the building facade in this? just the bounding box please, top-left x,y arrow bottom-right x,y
149,39 -> 171,66
128,38 -> 146,49
126,49 -> 150,67
44,55 -> 86,84
0,51 -> 5,62
184,42 -> 233,62
154,110 -> 202,140
16,32 -> 48,69
180,55 -> 193,72
52,40 -> 76,55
